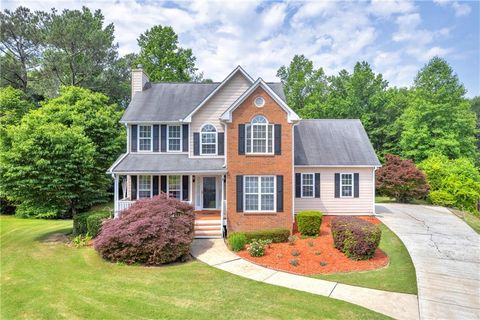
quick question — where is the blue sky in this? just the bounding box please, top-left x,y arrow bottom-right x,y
4,0 -> 479,96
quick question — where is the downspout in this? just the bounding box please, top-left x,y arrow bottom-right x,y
291,121 -> 299,230
373,166 -> 378,215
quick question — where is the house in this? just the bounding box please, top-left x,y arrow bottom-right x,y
107,66 -> 381,238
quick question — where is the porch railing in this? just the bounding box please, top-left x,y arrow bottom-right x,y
116,199 -> 135,217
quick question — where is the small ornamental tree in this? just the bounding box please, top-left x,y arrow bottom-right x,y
376,154 -> 429,203
94,194 -> 194,265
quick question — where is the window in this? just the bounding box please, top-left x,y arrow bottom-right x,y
341,173 -> 353,197
138,175 -> 152,198
254,96 -> 265,108
246,115 -> 273,154
200,124 -> 217,155
167,175 -> 182,199
244,176 -> 275,212
301,173 -> 314,198
167,125 -> 182,152
138,125 -> 152,151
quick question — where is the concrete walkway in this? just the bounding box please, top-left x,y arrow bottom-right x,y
191,238 -> 419,320
377,204 -> 480,320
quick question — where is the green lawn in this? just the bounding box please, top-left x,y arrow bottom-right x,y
0,217 -> 388,320
375,196 -> 428,205
450,208 -> 480,234
312,224 -> 417,294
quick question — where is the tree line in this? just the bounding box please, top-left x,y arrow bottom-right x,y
277,55 -> 479,212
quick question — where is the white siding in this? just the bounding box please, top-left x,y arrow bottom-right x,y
131,69 -> 148,97
294,167 -> 375,215
189,73 -> 251,157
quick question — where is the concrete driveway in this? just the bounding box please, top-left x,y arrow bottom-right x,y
377,204 -> 480,320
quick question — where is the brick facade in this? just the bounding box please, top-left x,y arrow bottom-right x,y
226,86 -> 294,233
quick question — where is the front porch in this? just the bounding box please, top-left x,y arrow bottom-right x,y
113,173 -> 226,238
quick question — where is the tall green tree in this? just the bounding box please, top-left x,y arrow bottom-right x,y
399,57 -> 477,162
33,7 -> 118,98
0,86 -> 34,127
102,53 -> 138,108
135,25 -> 199,82
0,6 -> 47,91
276,54 -> 327,113
0,86 -> 125,218
471,96 -> 480,159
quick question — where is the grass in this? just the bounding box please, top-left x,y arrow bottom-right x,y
0,217 -> 388,320
450,208 -> 480,234
312,224 -> 417,294
375,196 -> 428,205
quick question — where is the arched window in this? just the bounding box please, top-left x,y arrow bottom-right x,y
246,115 -> 273,154
200,124 -> 217,155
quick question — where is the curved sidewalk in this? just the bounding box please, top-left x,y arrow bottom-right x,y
377,204 -> 480,320
191,238 -> 419,320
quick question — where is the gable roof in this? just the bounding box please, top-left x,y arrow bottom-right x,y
183,66 -> 253,122
219,78 -> 300,123
120,66 -> 286,123
294,120 -> 381,166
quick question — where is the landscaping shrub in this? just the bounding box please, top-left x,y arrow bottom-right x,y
376,154 -> 429,203
86,211 -> 111,238
242,228 -> 290,243
228,233 -> 247,252
248,239 -> 271,257
290,259 -> 299,267
288,235 -> 297,245
73,212 -> 90,236
94,194 -> 194,265
331,217 -> 381,260
296,211 -> 323,236
419,155 -> 480,214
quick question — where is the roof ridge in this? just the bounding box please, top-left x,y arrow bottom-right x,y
150,82 -> 221,85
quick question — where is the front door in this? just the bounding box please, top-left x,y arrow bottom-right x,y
202,177 -> 216,209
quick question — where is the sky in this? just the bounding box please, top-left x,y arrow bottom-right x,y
3,0 -> 479,97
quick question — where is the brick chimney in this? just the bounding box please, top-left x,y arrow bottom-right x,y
131,64 -> 149,97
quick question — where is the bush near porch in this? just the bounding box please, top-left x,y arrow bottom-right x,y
296,210 -> 323,236
94,194 -> 194,265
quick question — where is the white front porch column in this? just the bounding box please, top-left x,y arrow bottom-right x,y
113,174 -> 119,218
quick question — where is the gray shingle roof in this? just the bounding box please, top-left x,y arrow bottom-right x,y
294,120 -> 381,166
109,153 -> 226,173
120,82 -> 286,122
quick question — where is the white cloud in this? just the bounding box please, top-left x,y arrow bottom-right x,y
368,0 -> 415,17
1,0 -> 468,91
433,0 -> 471,16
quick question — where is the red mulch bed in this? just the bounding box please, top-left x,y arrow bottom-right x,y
236,216 -> 388,275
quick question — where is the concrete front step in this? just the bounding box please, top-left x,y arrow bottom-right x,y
195,225 -> 221,231
194,230 -> 222,237
194,219 -> 222,225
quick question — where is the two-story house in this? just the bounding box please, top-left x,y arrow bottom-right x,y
107,66 -> 381,238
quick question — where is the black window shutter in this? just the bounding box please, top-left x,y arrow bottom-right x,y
295,173 -> 301,198
218,132 -> 225,155
160,125 -> 167,152
193,133 -> 200,155
354,173 -> 360,198
238,124 -> 245,155
182,176 -> 189,201
236,175 -> 243,212
274,124 -> 281,155
182,125 -> 189,152
315,173 -> 320,198
131,175 -> 137,200
160,176 -> 167,193
276,175 -> 283,212
153,125 -> 159,152
153,176 -> 159,195
335,173 -> 340,198
131,125 -> 138,152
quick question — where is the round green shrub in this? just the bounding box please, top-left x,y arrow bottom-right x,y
228,233 -> 247,252
86,211 -> 111,238
296,211 -> 323,236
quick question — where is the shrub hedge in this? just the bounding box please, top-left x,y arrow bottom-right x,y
94,194 -> 194,265
73,212 -> 90,236
331,216 -> 381,260
86,211 -> 111,238
296,211 -> 323,236
241,228 -> 290,243
228,233 -> 247,252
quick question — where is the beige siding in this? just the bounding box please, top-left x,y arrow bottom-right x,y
294,167 -> 375,215
189,73 -> 251,156
131,69 -> 148,97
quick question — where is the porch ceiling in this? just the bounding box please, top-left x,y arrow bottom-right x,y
109,153 -> 226,174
